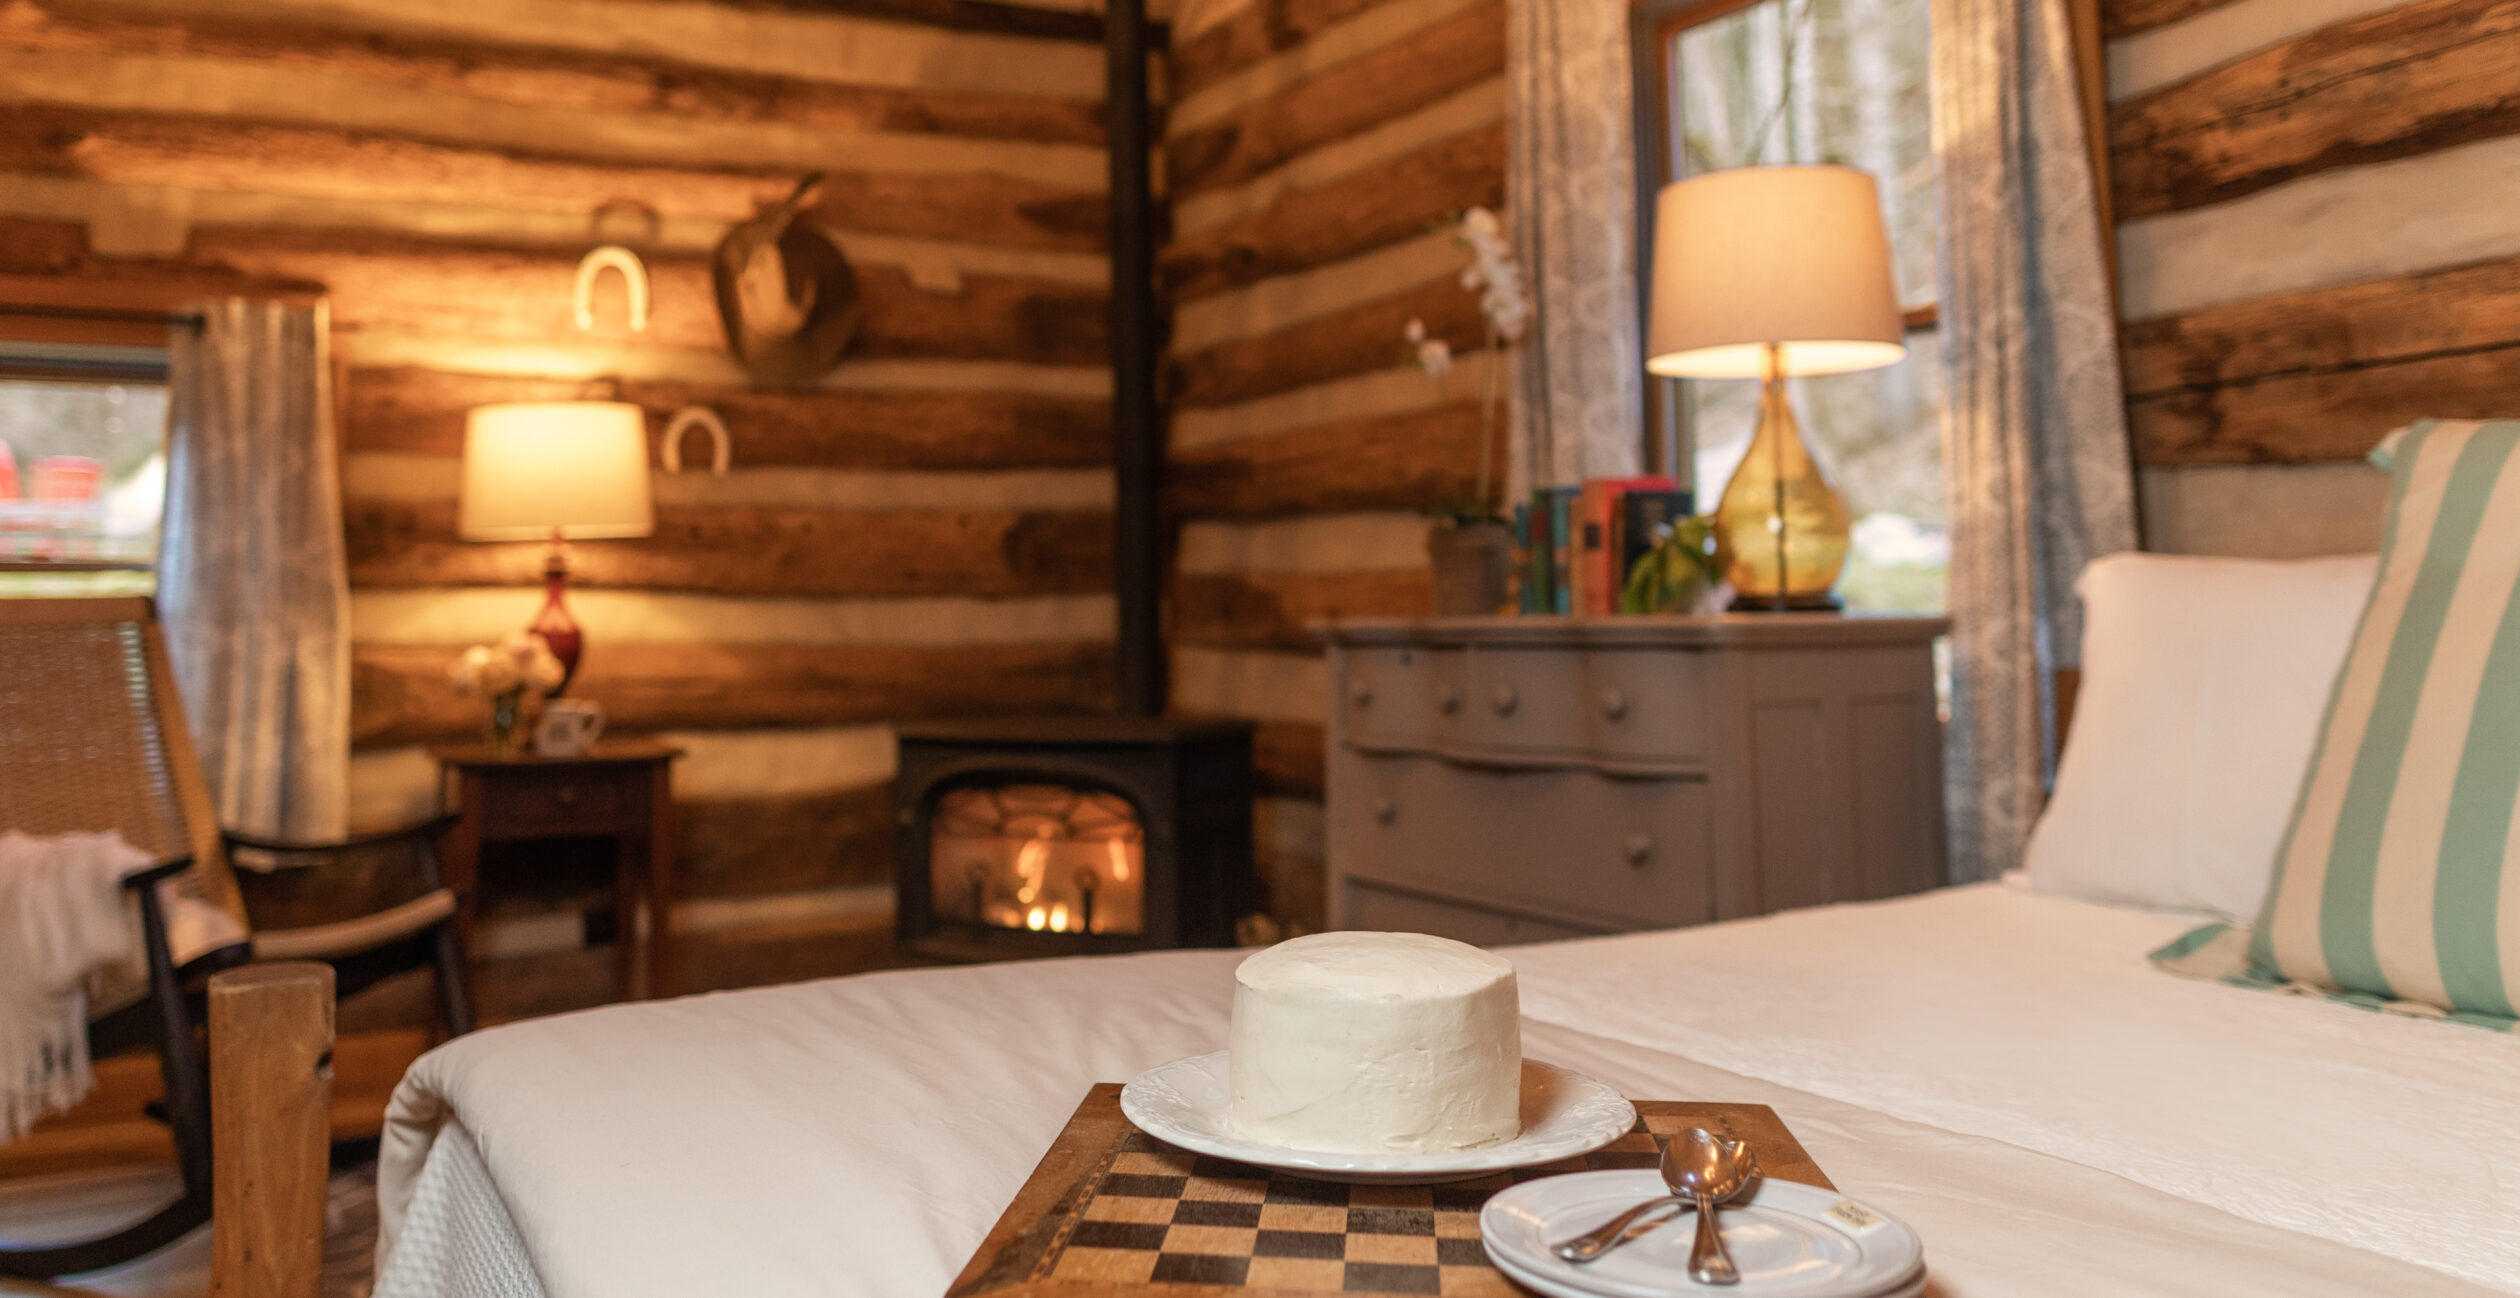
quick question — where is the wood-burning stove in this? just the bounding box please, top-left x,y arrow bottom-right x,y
895,718 -> 1255,959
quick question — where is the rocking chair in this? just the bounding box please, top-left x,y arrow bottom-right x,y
0,597 -> 472,1279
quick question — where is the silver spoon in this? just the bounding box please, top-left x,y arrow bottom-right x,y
1551,1134 -> 1696,1263
1672,1128 -> 1758,1286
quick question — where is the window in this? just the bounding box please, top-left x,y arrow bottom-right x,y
0,340 -> 173,597
1637,0 -> 1943,613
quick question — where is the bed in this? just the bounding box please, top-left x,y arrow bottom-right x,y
372,876 -> 2520,1298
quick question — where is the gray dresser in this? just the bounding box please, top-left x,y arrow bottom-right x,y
1322,615 -> 1950,944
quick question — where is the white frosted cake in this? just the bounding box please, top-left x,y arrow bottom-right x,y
1226,931 -> 1522,1154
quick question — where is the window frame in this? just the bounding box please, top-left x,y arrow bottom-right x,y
1628,0 -> 1941,495
0,305 -> 182,577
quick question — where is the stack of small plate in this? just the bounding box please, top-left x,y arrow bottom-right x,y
1480,1170 -> 1927,1298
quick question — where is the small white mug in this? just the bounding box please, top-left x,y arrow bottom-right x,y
535,699 -> 607,757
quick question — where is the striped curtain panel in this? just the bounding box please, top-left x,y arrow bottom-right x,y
2251,419 -> 2520,1021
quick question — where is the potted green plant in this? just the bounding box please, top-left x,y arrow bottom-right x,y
1411,208 -> 1529,616
1619,514 -> 1719,614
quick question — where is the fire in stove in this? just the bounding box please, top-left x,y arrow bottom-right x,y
929,785 -> 1146,936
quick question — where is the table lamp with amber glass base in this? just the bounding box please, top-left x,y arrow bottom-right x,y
1646,165 -> 1906,611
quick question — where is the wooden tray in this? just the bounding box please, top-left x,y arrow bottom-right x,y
947,1085 -> 1834,1297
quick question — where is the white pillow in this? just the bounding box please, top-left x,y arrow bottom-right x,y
2024,552 -> 2377,920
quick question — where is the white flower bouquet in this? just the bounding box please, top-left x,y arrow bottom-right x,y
448,632 -> 568,753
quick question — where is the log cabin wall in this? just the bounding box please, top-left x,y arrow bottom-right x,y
0,0 -> 1127,1015
1159,0 -> 1507,932
2103,0 -> 2520,557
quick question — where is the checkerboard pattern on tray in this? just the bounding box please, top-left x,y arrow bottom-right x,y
1044,1122 -> 1688,1295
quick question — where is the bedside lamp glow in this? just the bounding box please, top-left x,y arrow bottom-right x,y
1648,165 -> 1905,611
459,401 -> 653,690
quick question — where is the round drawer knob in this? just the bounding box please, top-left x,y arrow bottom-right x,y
1351,682 -> 1374,707
1491,684 -> 1519,716
1439,685 -> 1463,714
1601,688 -> 1629,721
557,785 -> 579,806
1621,833 -> 1653,867
1375,798 -> 1399,826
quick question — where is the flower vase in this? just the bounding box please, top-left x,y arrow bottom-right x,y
486,691 -> 524,757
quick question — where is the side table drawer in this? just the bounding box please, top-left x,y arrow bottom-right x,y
1343,646 -> 1468,748
1464,648 -> 1709,766
1340,880 -> 1603,947
1336,753 -> 1715,932
475,766 -> 637,837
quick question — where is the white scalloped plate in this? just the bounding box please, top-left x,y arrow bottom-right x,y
1118,1052 -> 1638,1185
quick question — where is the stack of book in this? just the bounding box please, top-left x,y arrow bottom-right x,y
1514,477 -> 1692,615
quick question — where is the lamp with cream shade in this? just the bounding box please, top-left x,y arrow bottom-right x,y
1648,164 -> 1905,611
459,400 -> 654,690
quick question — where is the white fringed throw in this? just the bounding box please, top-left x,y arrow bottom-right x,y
0,830 -> 148,1142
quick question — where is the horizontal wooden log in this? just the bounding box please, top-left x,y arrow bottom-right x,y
352,640 -> 1115,747
343,368 -> 1111,468
678,785 -> 894,899
2111,0 -> 2520,220
1170,271 -> 1483,408
1160,121 -> 1504,301
738,0 -> 1111,42
2099,0 -> 2241,39
1171,402 -> 1494,518
62,0 -> 1106,99
185,228 -> 1106,365
2128,345 -> 2520,465
344,500 -> 1113,597
4,2 -> 1105,145
1173,570 -> 1431,651
1167,0 -> 1502,198
1173,0 -> 1385,102
2121,252 -> 2520,397
0,108 -> 1106,252
1251,720 -> 1326,798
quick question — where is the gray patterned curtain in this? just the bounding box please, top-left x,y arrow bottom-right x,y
160,299 -> 352,841
1506,0 -> 1646,498
1930,0 -> 2138,881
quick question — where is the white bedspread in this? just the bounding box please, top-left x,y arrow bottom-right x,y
378,883 -> 2520,1296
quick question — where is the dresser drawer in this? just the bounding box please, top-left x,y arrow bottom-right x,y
1340,880 -> 1603,947
1341,645 -> 1468,748
1336,754 -> 1715,932
476,766 -> 637,837
1463,648 -> 1709,766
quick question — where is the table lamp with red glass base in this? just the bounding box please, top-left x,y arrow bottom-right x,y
458,401 -> 654,693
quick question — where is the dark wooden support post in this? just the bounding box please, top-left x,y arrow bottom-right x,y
210,962 -> 335,1298
1107,0 -> 1165,717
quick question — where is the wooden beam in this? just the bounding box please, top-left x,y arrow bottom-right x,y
1172,0 -> 1386,102
208,963 -> 333,1298
678,785 -> 895,899
1251,719 -> 1326,797
343,367 -> 1112,469
343,500 -> 1114,598
352,640 -> 1116,747
0,108 -> 1107,252
1,2 -> 1106,145
1170,270 -> 1484,408
2128,346 -> 2520,465
2122,251 -> 2520,396
1167,1 -> 1504,198
183,229 -> 1109,365
737,0 -> 1115,42
2111,0 -> 2520,220
1160,121 -> 1505,301
1173,569 -> 1432,651
2098,0 -> 2240,38
1170,402 -> 1496,518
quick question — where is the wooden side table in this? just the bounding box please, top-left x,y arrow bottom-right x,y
431,741 -> 682,1001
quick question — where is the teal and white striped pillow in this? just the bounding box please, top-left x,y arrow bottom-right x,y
2248,419 -> 2520,1022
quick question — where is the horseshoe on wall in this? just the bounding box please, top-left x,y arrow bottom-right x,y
661,405 -> 732,476
573,245 -> 651,334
